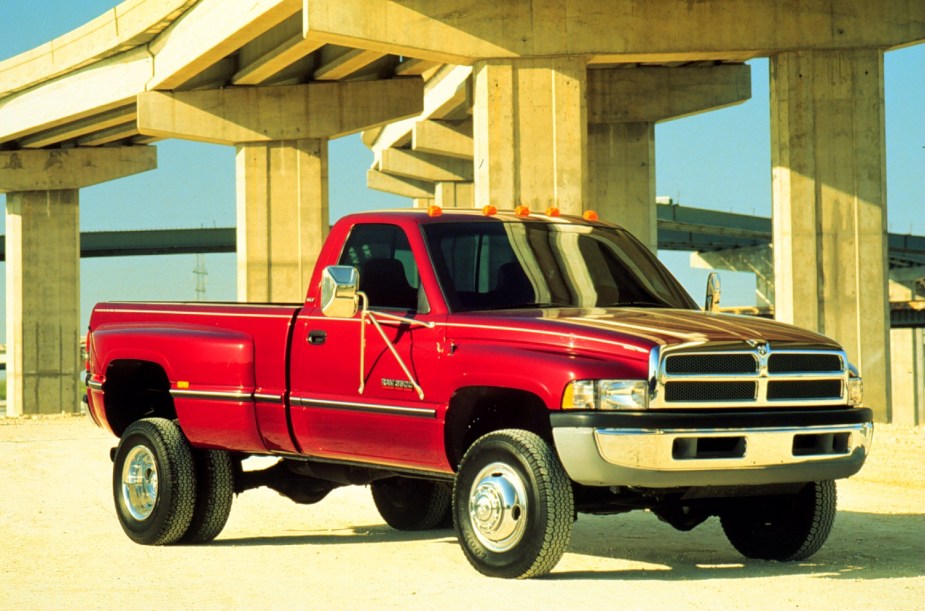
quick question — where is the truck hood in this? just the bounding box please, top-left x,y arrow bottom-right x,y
450,307 -> 841,353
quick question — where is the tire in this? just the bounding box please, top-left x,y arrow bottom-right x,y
371,477 -> 451,531
452,429 -> 574,579
112,418 -> 196,545
181,449 -> 235,543
720,480 -> 837,561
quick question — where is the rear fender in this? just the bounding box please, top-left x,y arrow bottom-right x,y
91,323 -> 262,450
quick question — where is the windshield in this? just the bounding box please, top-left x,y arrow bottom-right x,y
423,220 -> 698,312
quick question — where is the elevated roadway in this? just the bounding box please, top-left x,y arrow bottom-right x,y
1,0 -> 922,419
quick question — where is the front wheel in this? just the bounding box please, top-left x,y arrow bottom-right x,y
720,480 -> 837,561
453,430 -> 574,579
112,418 -> 196,545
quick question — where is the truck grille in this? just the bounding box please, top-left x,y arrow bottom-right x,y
653,347 -> 847,409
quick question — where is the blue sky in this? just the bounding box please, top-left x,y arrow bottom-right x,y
0,2 -> 923,343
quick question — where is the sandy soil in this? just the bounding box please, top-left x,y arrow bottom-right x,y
1,416 -> 922,610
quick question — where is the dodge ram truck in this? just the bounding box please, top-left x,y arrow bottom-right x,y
86,206 -> 873,578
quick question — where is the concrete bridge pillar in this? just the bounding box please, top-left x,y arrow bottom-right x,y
586,65 -> 751,251
588,122 -> 656,249
434,181 -> 473,208
236,139 -> 328,302
0,147 -> 156,416
137,79 -> 422,303
770,49 -> 891,421
472,57 -> 588,215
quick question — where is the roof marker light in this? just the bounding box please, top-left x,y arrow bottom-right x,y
583,210 -> 599,221
545,206 -> 560,217
482,205 -> 498,216
427,204 -> 443,217
514,205 -> 530,217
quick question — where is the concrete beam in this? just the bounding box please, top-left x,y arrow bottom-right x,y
368,65 -> 471,155
18,105 -> 137,149
0,146 -> 156,193
588,65 -> 751,124
304,0 -> 925,64
314,47 -> 387,80
0,0 -> 193,97
0,47 -> 152,145
413,120 -> 473,160
380,148 -> 473,182
137,79 -> 424,144
231,11 -> 324,85
76,122 -> 139,147
367,169 -> 435,199
395,59 -> 441,76
233,33 -> 324,85
148,0 -> 300,90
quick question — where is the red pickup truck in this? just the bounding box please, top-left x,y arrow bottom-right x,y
86,207 -> 873,578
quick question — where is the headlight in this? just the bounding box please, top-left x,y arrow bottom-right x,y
562,379 -> 649,411
847,366 -> 863,407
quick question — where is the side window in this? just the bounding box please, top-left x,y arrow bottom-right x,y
338,224 -> 421,311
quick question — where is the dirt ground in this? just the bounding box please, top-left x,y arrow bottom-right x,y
0,416 -> 922,610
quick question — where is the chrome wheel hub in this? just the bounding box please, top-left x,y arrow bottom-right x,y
468,462 -> 528,552
121,444 -> 158,521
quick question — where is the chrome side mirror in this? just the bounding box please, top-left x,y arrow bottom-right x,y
321,266 -> 359,318
705,272 -> 721,313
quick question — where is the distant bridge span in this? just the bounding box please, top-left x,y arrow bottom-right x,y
1,204 -> 923,269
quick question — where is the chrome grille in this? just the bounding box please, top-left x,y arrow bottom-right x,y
651,346 -> 849,409
664,381 -> 756,402
768,353 -> 842,373
767,380 -> 843,401
665,354 -> 757,375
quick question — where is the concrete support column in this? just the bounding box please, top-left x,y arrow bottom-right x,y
138,80 -> 422,303
588,122 -> 656,250
585,64 -> 750,251
473,57 -> 588,214
1,146 -> 155,417
770,49 -> 891,420
236,139 -> 328,303
5,191 -> 80,416
435,181 -> 473,208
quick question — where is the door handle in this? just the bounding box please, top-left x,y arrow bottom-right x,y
307,330 -> 327,345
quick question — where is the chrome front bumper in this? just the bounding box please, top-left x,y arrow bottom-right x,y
551,413 -> 873,488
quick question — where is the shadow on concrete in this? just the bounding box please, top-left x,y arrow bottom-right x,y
207,510 -> 924,582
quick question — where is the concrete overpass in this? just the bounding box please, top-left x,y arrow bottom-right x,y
1,0 -> 923,420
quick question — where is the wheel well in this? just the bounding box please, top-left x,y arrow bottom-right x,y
444,386 -> 552,471
103,360 -> 176,436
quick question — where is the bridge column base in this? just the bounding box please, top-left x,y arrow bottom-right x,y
5,190 -> 81,416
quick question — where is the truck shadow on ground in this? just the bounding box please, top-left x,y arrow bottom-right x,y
548,509 -> 925,582
209,510 -> 923,582
209,523 -> 455,548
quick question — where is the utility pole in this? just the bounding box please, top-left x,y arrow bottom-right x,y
194,253 -> 208,301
